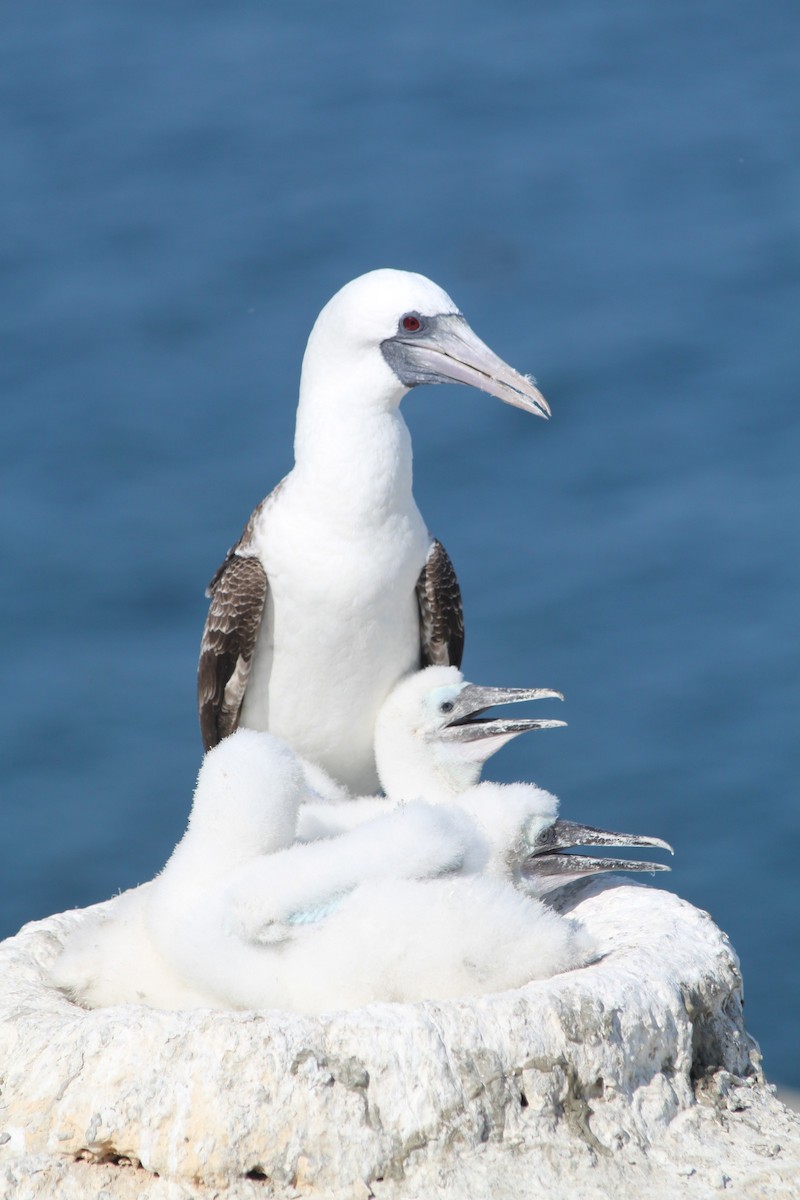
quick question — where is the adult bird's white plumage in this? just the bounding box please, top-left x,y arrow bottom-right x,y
298,666 -> 673,893
52,730 -> 594,1013
198,269 -> 550,793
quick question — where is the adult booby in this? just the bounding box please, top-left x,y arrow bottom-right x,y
299,667 -> 673,891
53,730 -> 593,1013
198,269 -> 550,793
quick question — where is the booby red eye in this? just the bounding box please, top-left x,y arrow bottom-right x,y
402,314 -> 422,332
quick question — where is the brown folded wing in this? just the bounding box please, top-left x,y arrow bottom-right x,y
416,539 -> 465,669
198,553 -> 268,750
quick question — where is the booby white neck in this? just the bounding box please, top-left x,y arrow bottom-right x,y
286,281 -> 418,523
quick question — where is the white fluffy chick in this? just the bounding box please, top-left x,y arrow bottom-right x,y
53,729 -> 593,1013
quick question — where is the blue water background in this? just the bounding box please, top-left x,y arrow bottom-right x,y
2,3 -> 798,1080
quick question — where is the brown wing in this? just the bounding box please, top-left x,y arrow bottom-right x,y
416,539 -> 465,668
198,554 -> 268,750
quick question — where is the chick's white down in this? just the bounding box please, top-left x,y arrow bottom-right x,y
52,730 -> 594,1012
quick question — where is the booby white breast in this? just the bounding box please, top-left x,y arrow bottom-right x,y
198,269 -> 550,793
52,730 -> 594,1013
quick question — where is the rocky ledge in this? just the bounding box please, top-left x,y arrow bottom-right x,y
1,879 -> 798,1199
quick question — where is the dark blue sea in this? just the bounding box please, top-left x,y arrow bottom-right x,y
2,2 -> 798,1082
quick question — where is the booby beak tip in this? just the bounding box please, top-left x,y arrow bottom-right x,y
524,379 -> 551,420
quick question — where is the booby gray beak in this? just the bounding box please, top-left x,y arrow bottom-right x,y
382,313 -> 551,419
437,683 -> 566,746
524,818 -> 674,894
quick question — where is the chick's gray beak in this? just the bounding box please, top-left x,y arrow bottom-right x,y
439,683 -> 566,745
525,818 -> 674,891
382,313 -> 550,419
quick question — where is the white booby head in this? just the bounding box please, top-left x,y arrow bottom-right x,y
200,270 -> 552,793
297,268 -> 550,428
173,728 -> 307,873
457,781 -> 673,897
374,664 -> 566,804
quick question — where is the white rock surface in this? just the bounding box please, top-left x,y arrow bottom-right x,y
1,878 -> 798,1199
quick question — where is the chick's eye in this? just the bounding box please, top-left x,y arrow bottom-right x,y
439,700 -> 454,714
402,314 -> 422,333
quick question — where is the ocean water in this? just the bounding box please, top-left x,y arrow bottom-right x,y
2,2 -> 798,1081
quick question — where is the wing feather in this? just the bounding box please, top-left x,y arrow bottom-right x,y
416,539 -> 465,668
198,486 -> 287,749
198,554 -> 268,750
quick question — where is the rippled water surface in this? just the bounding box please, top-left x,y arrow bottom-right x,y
2,2 -> 798,1081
